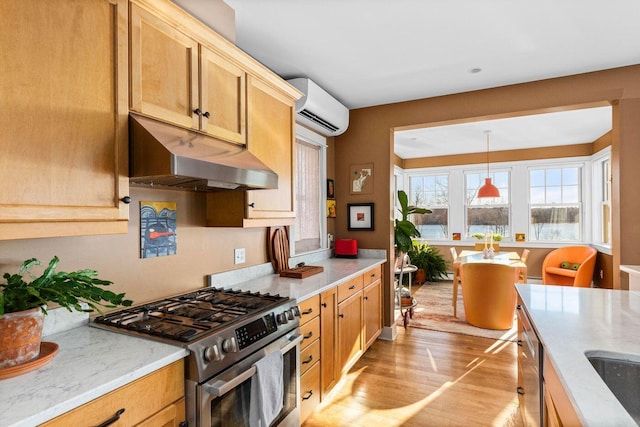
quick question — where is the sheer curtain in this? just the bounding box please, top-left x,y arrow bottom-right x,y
294,139 -> 321,253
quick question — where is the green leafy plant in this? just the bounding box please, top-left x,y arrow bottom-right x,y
471,232 -> 503,242
394,190 -> 431,255
408,242 -> 449,282
0,256 -> 133,315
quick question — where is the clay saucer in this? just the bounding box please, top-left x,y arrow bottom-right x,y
0,342 -> 59,380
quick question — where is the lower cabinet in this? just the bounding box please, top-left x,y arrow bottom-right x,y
39,360 -> 185,427
299,263 -> 384,423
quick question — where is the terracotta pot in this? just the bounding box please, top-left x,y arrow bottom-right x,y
0,307 -> 44,368
415,268 -> 427,284
401,297 -> 413,307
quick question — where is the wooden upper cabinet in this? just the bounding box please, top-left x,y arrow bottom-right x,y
245,76 -> 296,220
129,3 -> 247,145
129,3 -> 198,129
0,0 -> 129,240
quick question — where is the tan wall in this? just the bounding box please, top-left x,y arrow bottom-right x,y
336,65 -> 640,330
0,187 -> 268,307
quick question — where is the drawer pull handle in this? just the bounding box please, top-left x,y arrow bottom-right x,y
371,273 -> 376,277
96,408 -> 125,427
303,331 -> 313,340
302,390 -> 313,400
302,355 -> 313,364
301,308 -> 313,315
349,285 -> 356,290
517,386 -> 525,396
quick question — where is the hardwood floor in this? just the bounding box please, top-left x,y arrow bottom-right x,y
303,326 -> 522,427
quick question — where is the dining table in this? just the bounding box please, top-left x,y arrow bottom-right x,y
452,250 -> 528,316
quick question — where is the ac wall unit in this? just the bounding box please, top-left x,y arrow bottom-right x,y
286,78 -> 349,137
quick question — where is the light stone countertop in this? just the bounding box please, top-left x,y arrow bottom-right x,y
0,325 -> 188,427
209,255 -> 387,302
516,284 -> 640,426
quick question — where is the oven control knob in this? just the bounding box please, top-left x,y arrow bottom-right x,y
277,312 -> 288,325
204,344 -> 222,362
291,306 -> 301,317
286,310 -> 294,321
222,337 -> 238,353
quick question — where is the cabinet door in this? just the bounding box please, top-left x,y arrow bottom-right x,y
320,287 -> 338,398
337,291 -> 363,376
130,3 -> 198,129
363,279 -> 382,350
245,76 -> 296,220
0,0 -> 129,239
200,46 -> 246,145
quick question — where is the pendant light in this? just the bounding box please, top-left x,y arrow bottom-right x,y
477,130 -> 500,198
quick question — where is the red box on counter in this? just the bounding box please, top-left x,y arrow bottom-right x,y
335,239 -> 358,258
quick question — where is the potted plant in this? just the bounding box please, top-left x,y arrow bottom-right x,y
0,256 -> 132,369
394,190 -> 430,305
408,241 -> 449,284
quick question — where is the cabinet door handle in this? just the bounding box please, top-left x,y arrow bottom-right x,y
517,339 -> 523,347
120,196 -> 131,204
516,386 -> 525,395
194,108 -> 202,116
303,331 -> 313,340
248,202 -> 255,208
321,302 -> 327,308
349,285 -> 356,290
302,390 -> 313,400
301,308 -> 313,315
338,313 -> 344,318
95,408 -> 125,427
302,355 -> 313,364
364,296 -> 368,300
203,111 -> 210,118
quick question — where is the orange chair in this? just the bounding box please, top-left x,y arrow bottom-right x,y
542,246 -> 597,287
450,247 -> 462,317
461,263 -> 519,330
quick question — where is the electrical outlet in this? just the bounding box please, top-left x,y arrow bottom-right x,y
234,248 -> 246,264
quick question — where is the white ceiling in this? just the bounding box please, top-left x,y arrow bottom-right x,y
196,1 -> 637,156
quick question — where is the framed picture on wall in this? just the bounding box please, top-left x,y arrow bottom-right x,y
347,203 -> 374,230
349,163 -> 373,194
327,179 -> 335,199
326,200 -> 336,218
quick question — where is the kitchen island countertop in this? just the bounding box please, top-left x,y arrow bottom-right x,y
516,284 -> 640,426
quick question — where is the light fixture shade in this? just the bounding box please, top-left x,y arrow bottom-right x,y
478,177 -> 500,198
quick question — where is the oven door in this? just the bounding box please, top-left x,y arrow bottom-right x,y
197,331 -> 302,427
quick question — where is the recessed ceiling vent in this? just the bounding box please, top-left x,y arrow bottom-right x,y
287,78 -> 349,137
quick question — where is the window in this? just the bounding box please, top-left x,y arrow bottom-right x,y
292,126 -> 326,254
409,174 -> 448,239
529,166 -> 581,241
601,158 -> 611,245
592,149 -> 611,246
465,171 -> 510,239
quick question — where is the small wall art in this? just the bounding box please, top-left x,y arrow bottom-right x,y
515,233 -> 526,242
452,232 -> 461,241
140,201 -> 177,258
327,179 -> 335,199
327,200 -> 336,218
347,203 -> 374,230
349,163 -> 373,194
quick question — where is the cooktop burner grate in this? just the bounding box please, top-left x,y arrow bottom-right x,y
94,287 -> 287,342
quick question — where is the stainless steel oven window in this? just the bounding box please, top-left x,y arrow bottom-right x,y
197,333 -> 302,427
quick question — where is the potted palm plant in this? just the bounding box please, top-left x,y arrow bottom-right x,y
0,256 -> 132,369
394,190 -> 430,305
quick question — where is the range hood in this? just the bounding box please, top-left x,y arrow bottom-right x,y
129,113 -> 278,191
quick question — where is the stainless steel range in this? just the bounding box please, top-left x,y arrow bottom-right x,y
93,287 -> 302,427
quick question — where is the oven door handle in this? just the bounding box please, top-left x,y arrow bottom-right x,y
204,333 -> 302,397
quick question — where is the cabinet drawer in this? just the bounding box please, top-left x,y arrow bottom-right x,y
298,294 -> 320,325
300,360 -> 321,422
337,275 -> 363,303
40,360 -> 184,427
300,338 -> 320,375
363,265 -> 382,286
300,316 -> 320,349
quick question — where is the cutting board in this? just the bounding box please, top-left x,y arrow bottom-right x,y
269,226 -> 290,273
279,265 -> 324,279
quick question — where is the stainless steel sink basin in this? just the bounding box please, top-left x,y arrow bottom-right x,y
586,351 -> 640,424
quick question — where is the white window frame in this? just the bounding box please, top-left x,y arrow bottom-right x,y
591,147 -> 612,253
463,168 -> 511,239
408,173 -> 450,240
399,155 -> 593,248
291,125 -> 327,256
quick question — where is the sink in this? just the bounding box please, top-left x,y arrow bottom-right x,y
586,351 -> 640,423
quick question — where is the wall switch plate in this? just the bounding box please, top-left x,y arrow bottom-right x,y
234,248 -> 246,264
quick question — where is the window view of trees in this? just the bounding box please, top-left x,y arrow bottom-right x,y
409,175 -> 448,239
529,167 -> 581,241
465,171 -> 510,238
